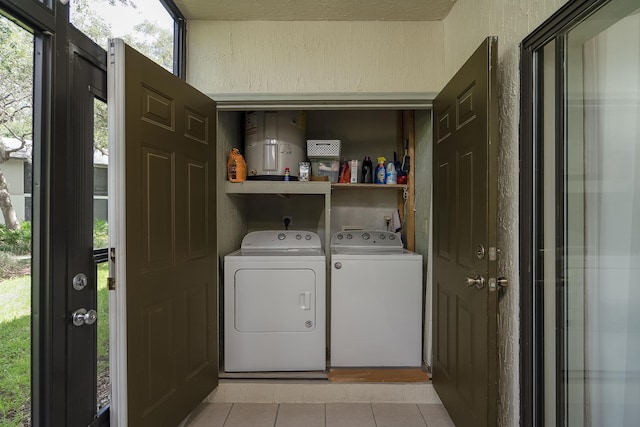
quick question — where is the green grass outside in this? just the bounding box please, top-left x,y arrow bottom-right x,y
0,275 -> 31,427
0,263 -> 109,426
96,264 -> 110,391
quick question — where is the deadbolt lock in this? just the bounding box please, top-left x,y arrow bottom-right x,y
72,273 -> 88,291
488,277 -> 509,292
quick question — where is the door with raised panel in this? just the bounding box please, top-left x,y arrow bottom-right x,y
432,36 -> 499,427
108,39 -> 218,427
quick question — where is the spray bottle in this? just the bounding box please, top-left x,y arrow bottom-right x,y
375,157 -> 386,184
386,160 -> 397,184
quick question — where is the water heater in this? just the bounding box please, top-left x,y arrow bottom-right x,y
244,111 -> 306,180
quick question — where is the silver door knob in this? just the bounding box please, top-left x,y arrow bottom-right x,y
465,275 -> 486,290
334,262 -> 342,269
72,308 -> 97,326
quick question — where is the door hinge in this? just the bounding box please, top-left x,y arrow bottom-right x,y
109,247 -> 116,263
107,277 -> 116,291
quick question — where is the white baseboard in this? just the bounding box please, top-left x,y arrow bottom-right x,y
206,381 -> 442,404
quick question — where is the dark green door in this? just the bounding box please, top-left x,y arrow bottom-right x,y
66,47 -> 108,425
432,36 -> 499,427
108,39 -> 218,427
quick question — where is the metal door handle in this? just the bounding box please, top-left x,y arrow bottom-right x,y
72,308 -> 97,326
465,275 -> 485,290
299,292 -> 311,310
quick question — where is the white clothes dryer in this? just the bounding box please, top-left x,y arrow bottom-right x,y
330,230 -> 423,367
224,230 -> 326,372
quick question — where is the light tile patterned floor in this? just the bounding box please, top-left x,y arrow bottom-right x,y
185,402 -> 455,427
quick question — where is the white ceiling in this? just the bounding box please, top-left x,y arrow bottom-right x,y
174,0 -> 457,21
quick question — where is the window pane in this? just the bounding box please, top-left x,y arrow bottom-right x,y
96,262 -> 110,411
24,161 -> 33,221
94,98 -> 108,249
93,97 -> 110,409
94,166 -> 108,196
23,160 -> 32,195
539,39 -> 557,427
0,14 -> 34,427
70,0 -> 174,72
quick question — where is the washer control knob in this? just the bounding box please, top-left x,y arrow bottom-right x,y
337,234 -> 344,240
278,233 -> 286,240
347,233 -> 353,239
305,234 -> 312,240
379,234 -> 386,239
296,234 -> 302,240
334,262 -> 342,269
389,234 -> 396,240
362,232 -> 370,240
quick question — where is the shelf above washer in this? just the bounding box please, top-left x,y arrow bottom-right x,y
331,183 -> 407,190
225,181 -> 331,195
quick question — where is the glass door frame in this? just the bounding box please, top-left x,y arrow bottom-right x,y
520,0 -> 638,425
0,0 -> 187,425
0,1 -> 59,424
520,1 -> 599,425
0,1 -> 106,425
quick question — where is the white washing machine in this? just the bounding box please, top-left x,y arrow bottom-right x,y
224,230 -> 326,372
330,230 -> 423,367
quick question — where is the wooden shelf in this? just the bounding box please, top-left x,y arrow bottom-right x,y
331,183 -> 407,190
225,181 -> 331,195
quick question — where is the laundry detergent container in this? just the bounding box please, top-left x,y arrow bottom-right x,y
244,111 -> 306,180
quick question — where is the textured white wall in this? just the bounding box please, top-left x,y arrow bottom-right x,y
187,21 -> 445,94
442,1 -> 568,426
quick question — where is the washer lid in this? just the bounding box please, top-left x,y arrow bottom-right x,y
241,230 -> 322,250
236,248 -> 325,257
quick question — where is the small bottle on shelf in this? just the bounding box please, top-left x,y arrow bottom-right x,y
338,160 -> 351,183
362,156 -> 373,183
284,167 -> 290,181
375,157 -> 386,184
385,161 -> 397,184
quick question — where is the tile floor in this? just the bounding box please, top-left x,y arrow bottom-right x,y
185,402 -> 455,427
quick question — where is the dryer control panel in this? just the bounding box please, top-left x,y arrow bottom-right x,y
241,230 -> 321,250
330,230 -> 403,249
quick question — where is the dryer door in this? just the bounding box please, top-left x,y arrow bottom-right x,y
234,269 -> 317,332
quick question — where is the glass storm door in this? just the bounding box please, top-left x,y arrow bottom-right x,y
528,1 -> 640,425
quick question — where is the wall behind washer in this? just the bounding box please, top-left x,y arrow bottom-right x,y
187,20 -> 445,94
